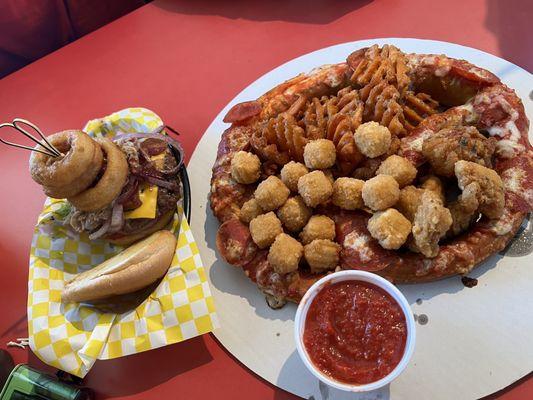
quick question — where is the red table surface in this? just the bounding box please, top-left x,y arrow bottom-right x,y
0,0 -> 531,398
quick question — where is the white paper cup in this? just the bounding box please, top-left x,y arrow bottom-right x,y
294,270 -> 416,392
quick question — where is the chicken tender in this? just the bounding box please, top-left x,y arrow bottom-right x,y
395,185 -> 424,222
354,121 -> 392,158
447,182 -> 480,237
376,155 -> 417,187
367,208 -> 412,250
304,239 -> 341,273
455,160 -> 504,219
362,175 -> 400,211
300,215 -> 336,245
298,170 -> 333,207
277,196 -> 312,232
268,233 -> 303,274
411,192 -> 453,258
280,161 -> 308,192
422,126 -> 496,177
332,177 -> 364,210
249,212 -> 283,249
420,175 -> 445,203
303,139 -> 336,169
231,151 -> 261,184
240,198 -> 263,224
254,176 -> 290,211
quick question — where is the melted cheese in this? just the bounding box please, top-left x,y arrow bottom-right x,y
125,184 -> 158,219
343,231 -> 372,262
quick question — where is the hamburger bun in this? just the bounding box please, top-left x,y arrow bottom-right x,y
62,230 -> 177,304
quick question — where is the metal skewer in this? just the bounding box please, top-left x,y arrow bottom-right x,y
0,118 -> 62,157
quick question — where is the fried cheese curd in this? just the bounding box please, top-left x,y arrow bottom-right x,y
420,175 -> 445,203
268,233 -> 304,274
332,177 -> 365,210
298,170 -> 333,207
362,174 -> 400,211
239,198 -> 263,224
411,192 -> 452,258
422,126 -> 496,177
231,151 -> 261,184
376,155 -> 417,188
254,175 -> 290,211
249,212 -> 283,249
304,239 -> 341,273
447,182 -> 480,237
277,196 -> 312,232
354,121 -> 392,158
395,185 -> 424,222
303,139 -> 336,169
280,161 -> 309,192
367,208 -> 412,250
300,215 -> 336,245
455,160 -> 504,219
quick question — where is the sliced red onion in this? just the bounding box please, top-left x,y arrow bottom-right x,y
88,218 -> 111,240
112,132 -> 184,169
145,176 -> 178,191
108,203 -> 125,233
117,177 -> 139,204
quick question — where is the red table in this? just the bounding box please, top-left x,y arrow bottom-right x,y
0,0 -> 531,398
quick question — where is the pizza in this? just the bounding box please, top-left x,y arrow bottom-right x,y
210,44 -> 532,308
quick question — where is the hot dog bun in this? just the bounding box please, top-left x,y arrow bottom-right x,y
62,230 -> 177,303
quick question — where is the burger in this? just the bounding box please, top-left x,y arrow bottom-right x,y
29,127 -> 183,245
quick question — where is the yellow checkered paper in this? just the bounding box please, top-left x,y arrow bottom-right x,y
28,108 -> 218,377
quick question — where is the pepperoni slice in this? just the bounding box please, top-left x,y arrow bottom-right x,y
223,101 -> 262,123
216,219 -> 257,267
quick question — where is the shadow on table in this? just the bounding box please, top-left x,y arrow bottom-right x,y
153,0 -> 373,25
31,336 -> 212,399
485,0 -> 532,71
276,350 -> 390,400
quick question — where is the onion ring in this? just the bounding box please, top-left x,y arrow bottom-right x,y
30,130 -> 99,187
68,138 -> 129,211
42,141 -> 104,198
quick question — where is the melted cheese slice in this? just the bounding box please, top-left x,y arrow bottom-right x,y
125,184 -> 158,219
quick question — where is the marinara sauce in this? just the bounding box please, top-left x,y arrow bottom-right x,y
303,281 -> 407,384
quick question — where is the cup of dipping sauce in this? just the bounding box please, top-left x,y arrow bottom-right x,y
294,270 -> 416,392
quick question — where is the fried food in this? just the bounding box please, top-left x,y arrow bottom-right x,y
280,161 -> 308,192
376,155 -> 417,187
254,176 -> 290,211
422,126 -> 496,177
300,215 -> 336,245
362,174 -> 400,210
268,233 -> 303,274
395,185 -> 424,221
30,130 -> 102,189
277,196 -> 312,233
239,198 -> 263,224
303,139 -> 336,169
304,239 -> 340,273
231,151 -> 261,184
447,182 -> 480,236
43,142 -> 104,198
354,122 -> 391,158
332,177 -> 364,210
411,192 -> 452,258
367,208 -> 412,250
455,160 -> 504,219
249,212 -> 283,249
420,175 -> 445,203
68,138 -> 129,212
297,170 -> 333,207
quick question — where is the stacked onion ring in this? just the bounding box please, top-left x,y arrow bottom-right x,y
29,131 -> 129,210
